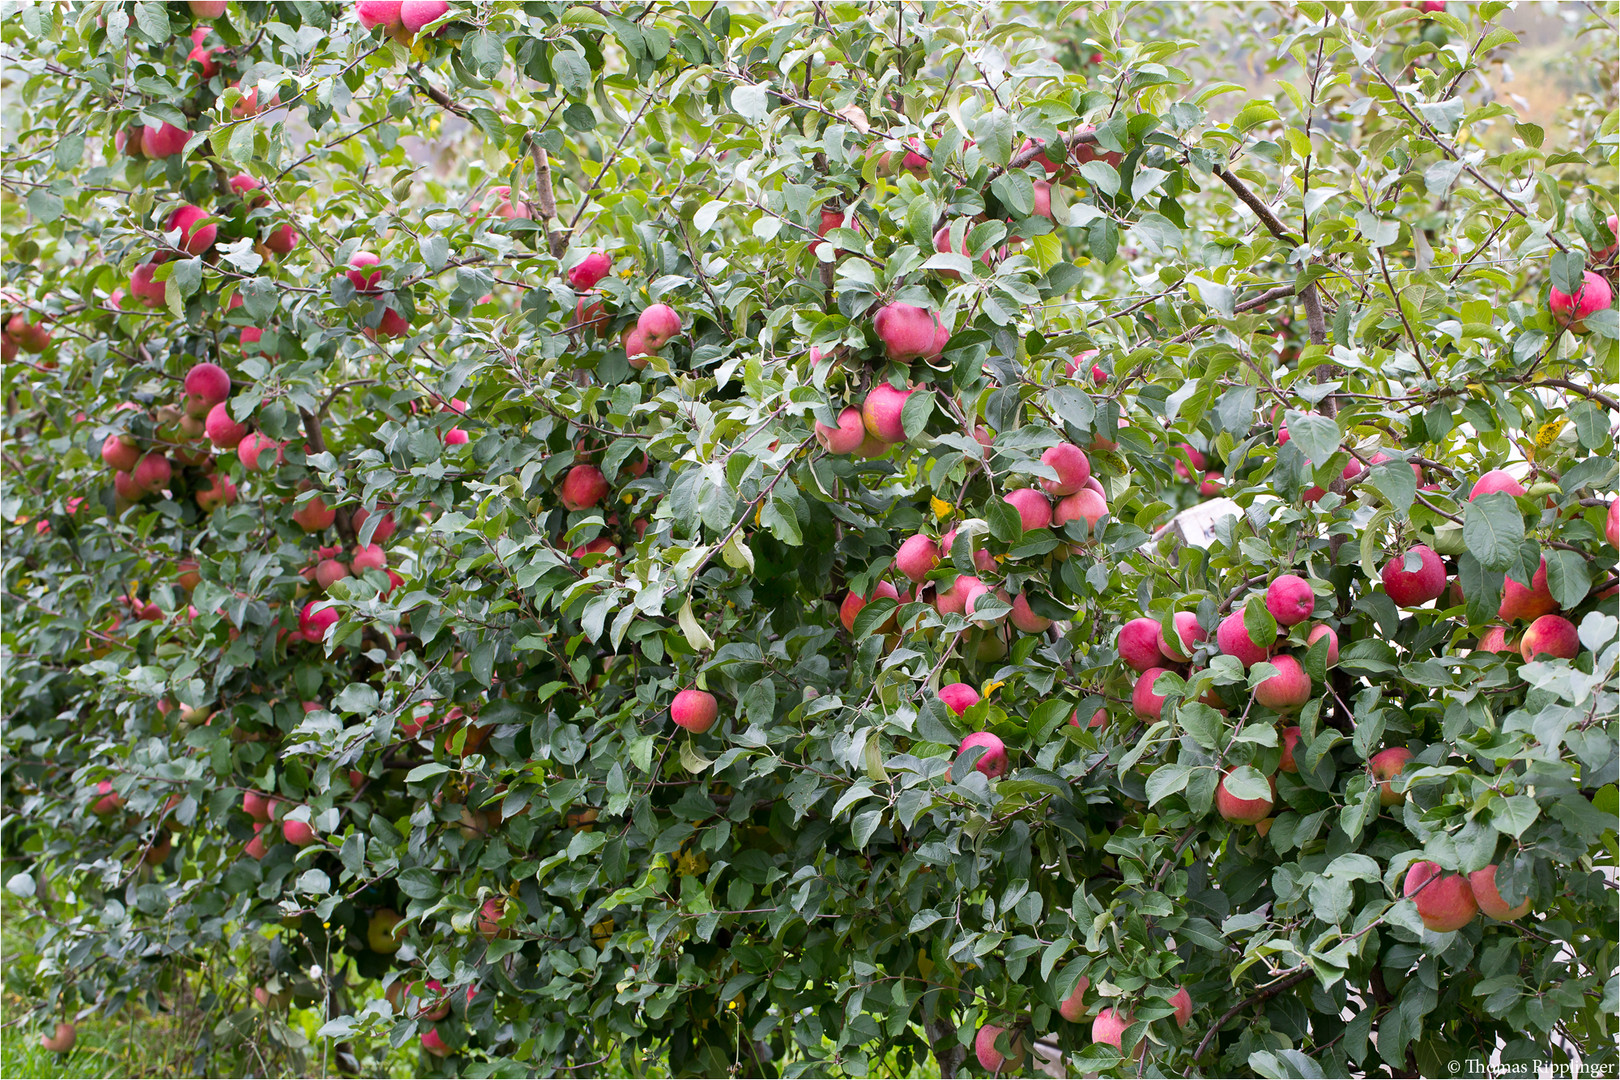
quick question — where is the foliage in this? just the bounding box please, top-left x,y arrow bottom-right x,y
2,1 -> 1617,1077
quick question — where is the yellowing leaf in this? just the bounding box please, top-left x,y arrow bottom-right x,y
982,679 -> 1005,698
677,598 -> 714,651
1535,419 -> 1565,448
931,497 -> 954,519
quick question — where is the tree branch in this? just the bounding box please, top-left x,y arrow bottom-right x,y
1187,969 -> 1310,1070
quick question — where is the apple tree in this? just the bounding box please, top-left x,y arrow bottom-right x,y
2,1 -> 1617,1077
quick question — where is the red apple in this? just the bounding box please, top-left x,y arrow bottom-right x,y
1520,614 -> 1578,661
1156,611 -> 1204,662
895,534 -> 941,583
973,1024 -> 1025,1072
1039,443 -> 1091,496
1131,667 -> 1171,720
559,465 -> 608,511
1265,574 -> 1315,626
1403,860 -> 1477,932
1215,768 -> 1274,824
1119,617 -> 1166,672
872,302 -> 948,362
40,1022 -> 76,1054
1498,558 -> 1557,623
637,304 -> 681,349
1469,470 -> 1525,500
671,688 -> 718,733
1002,488 -> 1052,532
938,682 -> 980,716
861,383 -> 913,444
1305,624 -> 1339,666
1279,726 -> 1301,773
1254,655 -> 1312,711
815,407 -> 867,454
1369,747 -> 1414,806
1548,270 -> 1612,328
1468,864 -> 1531,921
1381,545 -> 1446,607
1216,610 -> 1270,668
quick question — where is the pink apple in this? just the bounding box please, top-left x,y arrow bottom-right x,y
1369,747 -> 1414,806
1010,593 -> 1051,633
1091,1008 -> 1135,1053
559,465 -> 608,511
1306,623 -> 1339,666
356,0 -> 404,29
1474,626 -> 1517,656
861,383 -> 913,444
1156,611 -> 1204,662
1057,976 -> 1091,1022
671,688 -> 718,733
815,407 -> 867,454
1498,558 -> 1557,623
1279,726 -> 1301,773
1003,488 -> 1052,532
974,1024 -> 1025,1072
420,1029 -> 451,1058
939,683 -> 980,716
1254,654 -> 1312,711
1381,545 -> 1446,607
298,601 -> 338,642
1548,270 -> 1612,327
934,574 -> 983,617
205,402 -> 247,449
1131,667 -> 1171,720
637,304 -> 681,349
351,543 -> 386,573
1052,488 -> 1107,535
1403,860 -> 1477,932
567,251 -> 612,291
839,580 -> 900,633
292,494 -> 336,532
872,302 -> 948,362
184,362 -> 232,415
282,817 -> 316,846
1520,614 -> 1579,661
131,453 -> 172,494
1040,443 -> 1091,496
1169,987 -> 1193,1029
102,433 -> 141,472
1469,470 -> 1525,500
895,534 -> 941,583
142,121 -> 189,158
1215,768 -> 1273,824
1265,575 -> 1314,626
399,0 -> 448,32
167,205 -> 217,256
1119,617 -> 1166,672
1468,864 -> 1530,921
956,731 -> 1009,779
1216,610 -> 1270,668
237,432 -> 284,472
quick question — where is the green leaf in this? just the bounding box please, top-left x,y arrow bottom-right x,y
1284,410 -> 1341,468
1543,549 -> 1590,609
1463,492 -> 1525,572
1223,764 -> 1271,801
901,390 -> 934,440
1491,794 -> 1540,838
1146,762 -> 1191,806
1369,458 -> 1417,518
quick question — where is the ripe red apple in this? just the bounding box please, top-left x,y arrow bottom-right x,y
1032,179 -> 1053,220
290,495 -> 336,533
1052,487 -> 1107,535
1003,488 -> 1052,532
476,896 -> 508,939
1279,726 -> 1301,773
938,682 -> 980,716
861,383 -> 913,444
352,507 -> 396,542
671,688 -> 718,733
1169,987 -> 1193,1028
1548,270 -> 1612,328
814,407 -> 866,454
281,817 -> 316,846
559,464 -> 608,511
1057,975 -> 1091,1022
264,222 -> 299,253
1265,574 -> 1315,626
399,0 -> 448,32
189,0 -> 228,15
939,529 -> 997,573
1254,654 -> 1312,711
1469,470 -> 1525,500
205,402 -> 247,449
1474,626 -> 1517,656
1403,860 -> 1477,932
1039,443 -> 1091,496
1091,1007 -> 1135,1053
567,251 -> 612,291
243,790 -> 273,822
1305,624 -> 1339,666
931,223 -> 997,279
637,304 -> 681,349
1216,610 -> 1270,668
1302,458 -> 1363,503
1131,667 -> 1171,720
1598,213 -> 1619,260
934,574 -> 984,617
244,823 -> 270,860
314,557 -> 350,590
956,731 -> 1009,779
1010,593 -> 1051,633
229,173 -> 268,206
5,312 -> 52,352
973,1024 -> 1025,1072
351,543 -> 386,573
1215,768 -> 1274,824
1065,349 -> 1099,379
872,302 -> 948,362
1369,747 -> 1414,806
1119,617 -> 1166,672
839,580 -> 900,633
421,1029 -> 452,1058
1499,558 -> 1557,623
130,453 -> 172,495
1468,864 -> 1531,921
102,433 -> 141,472
129,262 -> 168,307
1607,500 -> 1619,549
195,472 -> 238,512
237,432 -> 284,472
1172,443 -> 1206,481
1070,708 -> 1107,729
40,1022 -> 76,1054
167,205 -> 217,256
92,779 -> 124,816
1381,545 -> 1446,607
895,534 -> 941,583
1156,611 -> 1204,662
1520,614 -> 1579,661
143,121 -> 189,158
298,600 -> 339,643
